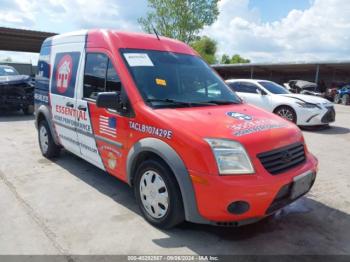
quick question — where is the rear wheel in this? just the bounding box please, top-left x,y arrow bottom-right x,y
134,159 -> 184,229
342,94 -> 350,105
274,106 -> 297,124
38,120 -> 60,158
334,94 -> 341,104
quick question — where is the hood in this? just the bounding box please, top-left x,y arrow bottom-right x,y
151,103 -> 303,154
295,80 -> 317,88
279,93 -> 329,104
0,75 -> 31,85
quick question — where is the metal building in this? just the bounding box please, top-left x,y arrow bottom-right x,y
213,61 -> 350,85
0,27 -> 56,75
0,27 -> 56,53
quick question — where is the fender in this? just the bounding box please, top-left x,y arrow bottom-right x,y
126,137 -> 208,224
35,104 -> 60,145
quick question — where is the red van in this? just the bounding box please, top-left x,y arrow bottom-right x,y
34,30 -> 318,228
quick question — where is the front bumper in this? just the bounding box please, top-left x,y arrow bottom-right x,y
297,106 -> 335,126
189,152 -> 318,224
0,96 -> 33,110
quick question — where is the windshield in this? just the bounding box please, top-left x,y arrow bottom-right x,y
0,66 -> 19,76
121,49 -> 241,108
259,81 -> 290,94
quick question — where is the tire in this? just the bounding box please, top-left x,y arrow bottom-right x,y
341,94 -> 350,105
38,120 -> 60,158
274,106 -> 297,124
334,94 -> 341,104
134,159 -> 184,229
23,105 -> 34,115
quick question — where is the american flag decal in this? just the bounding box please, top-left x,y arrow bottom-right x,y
99,116 -> 117,137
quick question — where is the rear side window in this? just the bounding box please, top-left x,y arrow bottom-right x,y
237,82 -> 259,94
228,82 -> 240,92
228,82 -> 258,93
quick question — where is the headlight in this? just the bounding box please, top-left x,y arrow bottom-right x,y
296,102 -> 321,109
205,139 -> 254,175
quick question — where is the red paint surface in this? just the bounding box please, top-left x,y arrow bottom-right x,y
82,30 -> 318,222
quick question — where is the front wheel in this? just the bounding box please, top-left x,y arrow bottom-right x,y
274,106 -> 297,124
38,120 -> 60,158
134,159 -> 184,229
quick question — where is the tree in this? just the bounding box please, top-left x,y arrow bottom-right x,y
138,0 -> 219,44
219,54 -> 250,64
230,54 -> 250,64
191,36 -> 217,64
220,54 -> 231,64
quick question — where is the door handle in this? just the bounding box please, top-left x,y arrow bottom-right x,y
78,105 -> 87,111
66,102 -> 74,108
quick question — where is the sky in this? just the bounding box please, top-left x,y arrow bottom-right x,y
0,0 -> 349,65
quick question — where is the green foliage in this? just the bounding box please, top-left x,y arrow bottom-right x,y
220,54 -> 231,64
138,0 -> 219,43
191,36 -> 217,64
220,54 -> 250,64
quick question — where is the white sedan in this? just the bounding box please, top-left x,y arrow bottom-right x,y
225,79 -> 335,126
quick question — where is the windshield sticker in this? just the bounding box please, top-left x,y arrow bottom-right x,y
129,121 -> 173,139
155,78 -> 167,86
229,119 -> 287,137
227,112 -> 252,121
123,53 -> 154,67
4,68 -> 14,73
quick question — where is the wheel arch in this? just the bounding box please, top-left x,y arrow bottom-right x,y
35,105 -> 60,145
126,137 -> 208,224
273,104 -> 298,123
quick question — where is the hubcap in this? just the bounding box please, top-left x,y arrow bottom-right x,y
139,170 -> 169,219
39,126 -> 49,153
277,108 -> 294,122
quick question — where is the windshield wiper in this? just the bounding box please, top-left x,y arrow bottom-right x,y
204,100 -> 240,105
146,98 -> 215,107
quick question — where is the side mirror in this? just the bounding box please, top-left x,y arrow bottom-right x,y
257,89 -> 266,96
96,92 -> 121,111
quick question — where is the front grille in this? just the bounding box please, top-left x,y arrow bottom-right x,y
321,106 -> 336,123
257,143 -> 306,175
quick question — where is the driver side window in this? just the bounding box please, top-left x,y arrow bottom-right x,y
83,53 -> 124,100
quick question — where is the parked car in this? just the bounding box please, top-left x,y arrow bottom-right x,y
0,65 -> 34,114
226,79 -> 335,126
284,80 -> 324,98
325,81 -> 346,101
334,85 -> 350,105
35,30 -> 318,229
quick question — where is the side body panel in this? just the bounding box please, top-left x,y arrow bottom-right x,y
82,45 -> 135,181
49,39 -> 83,155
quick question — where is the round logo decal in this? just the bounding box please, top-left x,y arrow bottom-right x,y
227,112 -> 252,121
56,55 -> 73,94
107,152 -> 117,170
